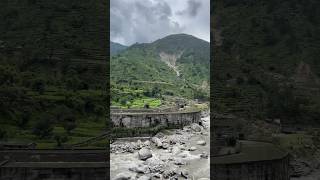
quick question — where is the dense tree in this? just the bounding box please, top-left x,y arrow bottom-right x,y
32,115 -> 54,139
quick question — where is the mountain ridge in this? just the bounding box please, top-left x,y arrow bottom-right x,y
111,33 -> 210,107
110,41 -> 127,55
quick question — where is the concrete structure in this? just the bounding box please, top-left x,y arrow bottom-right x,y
0,142 -> 36,150
0,149 -> 107,180
212,113 -> 290,179
111,110 -> 201,128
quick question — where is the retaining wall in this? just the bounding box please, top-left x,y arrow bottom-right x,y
212,155 -> 290,180
0,149 -> 107,180
111,110 -> 201,128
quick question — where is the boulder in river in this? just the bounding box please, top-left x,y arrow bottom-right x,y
151,137 -> 163,148
171,146 -> 180,155
155,132 -> 165,138
144,157 -> 165,173
191,123 -> 202,132
162,169 -> 176,179
152,173 -> 161,178
113,172 -> 134,180
197,140 -> 206,146
138,148 -> 152,160
181,169 -> 189,178
129,164 -> 150,174
144,140 -> 151,146
137,175 -> 151,180
188,146 -> 197,151
200,152 -> 209,159
174,158 -> 186,165
161,142 -> 169,149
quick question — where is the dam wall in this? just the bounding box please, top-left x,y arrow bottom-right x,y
111,110 -> 201,128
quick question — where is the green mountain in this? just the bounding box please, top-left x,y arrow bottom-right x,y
0,0 -> 107,147
111,34 -> 210,107
212,0 -> 320,125
110,41 -> 127,55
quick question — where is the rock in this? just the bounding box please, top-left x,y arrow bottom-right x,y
171,146 -> 180,155
168,136 -> 179,144
188,146 -> 197,151
200,152 -> 209,159
202,132 -> 209,136
290,160 -> 312,177
113,172 -> 133,180
138,148 -> 152,160
129,164 -> 150,174
145,157 -> 165,173
177,152 -> 189,158
197,178 -> 210,180
153,173 -> 161,178
181,169 -> 189,178
137,175 -> 151,180
137,140 -> 142,148
191,123 -> 202,132
174,158 -> 185,165
183,126 -> 191,132
162,170 -> 176,179
144,140 -> 151,146
179,145 -> 186,150
126,143 -> 135,153
162,142 -> 169,149
155,132 -> 165,138
171,177 -> 179,180
197,140 -> 206,146
152,137 -> 163,148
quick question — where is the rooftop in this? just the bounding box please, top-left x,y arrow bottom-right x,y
211,140 -> 288,165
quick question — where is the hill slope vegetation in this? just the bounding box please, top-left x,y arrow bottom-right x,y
212,0 -> 320,125
0,0 -> 107,148
111,34 -> 210,108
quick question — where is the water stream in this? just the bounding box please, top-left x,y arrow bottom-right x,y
110,116 -> 210,179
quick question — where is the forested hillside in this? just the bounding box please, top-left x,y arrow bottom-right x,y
111,34 -> 210,108
0,0 -> 107,148
212,0 -> 320,125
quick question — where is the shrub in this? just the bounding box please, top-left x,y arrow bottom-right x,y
32,78 -> 46,94
0,128 -> 8,140
62,115 -> 77,134
54,134 -> 69,147
32,115 -> 54,139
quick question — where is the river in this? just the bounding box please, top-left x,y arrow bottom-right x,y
110,116 -> 210,179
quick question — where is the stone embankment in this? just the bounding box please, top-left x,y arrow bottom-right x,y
111,109 -> 201,128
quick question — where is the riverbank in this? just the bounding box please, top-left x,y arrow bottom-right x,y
110,116 -> 210,180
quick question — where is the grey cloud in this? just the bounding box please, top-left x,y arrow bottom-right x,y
177,0 -> 202,17
110,0 -> 183,45
111,0 -> 209,45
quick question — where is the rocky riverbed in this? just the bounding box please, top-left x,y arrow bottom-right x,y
110,116 -> 210,180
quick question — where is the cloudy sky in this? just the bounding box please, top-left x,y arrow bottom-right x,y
111,0 -> 210,46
